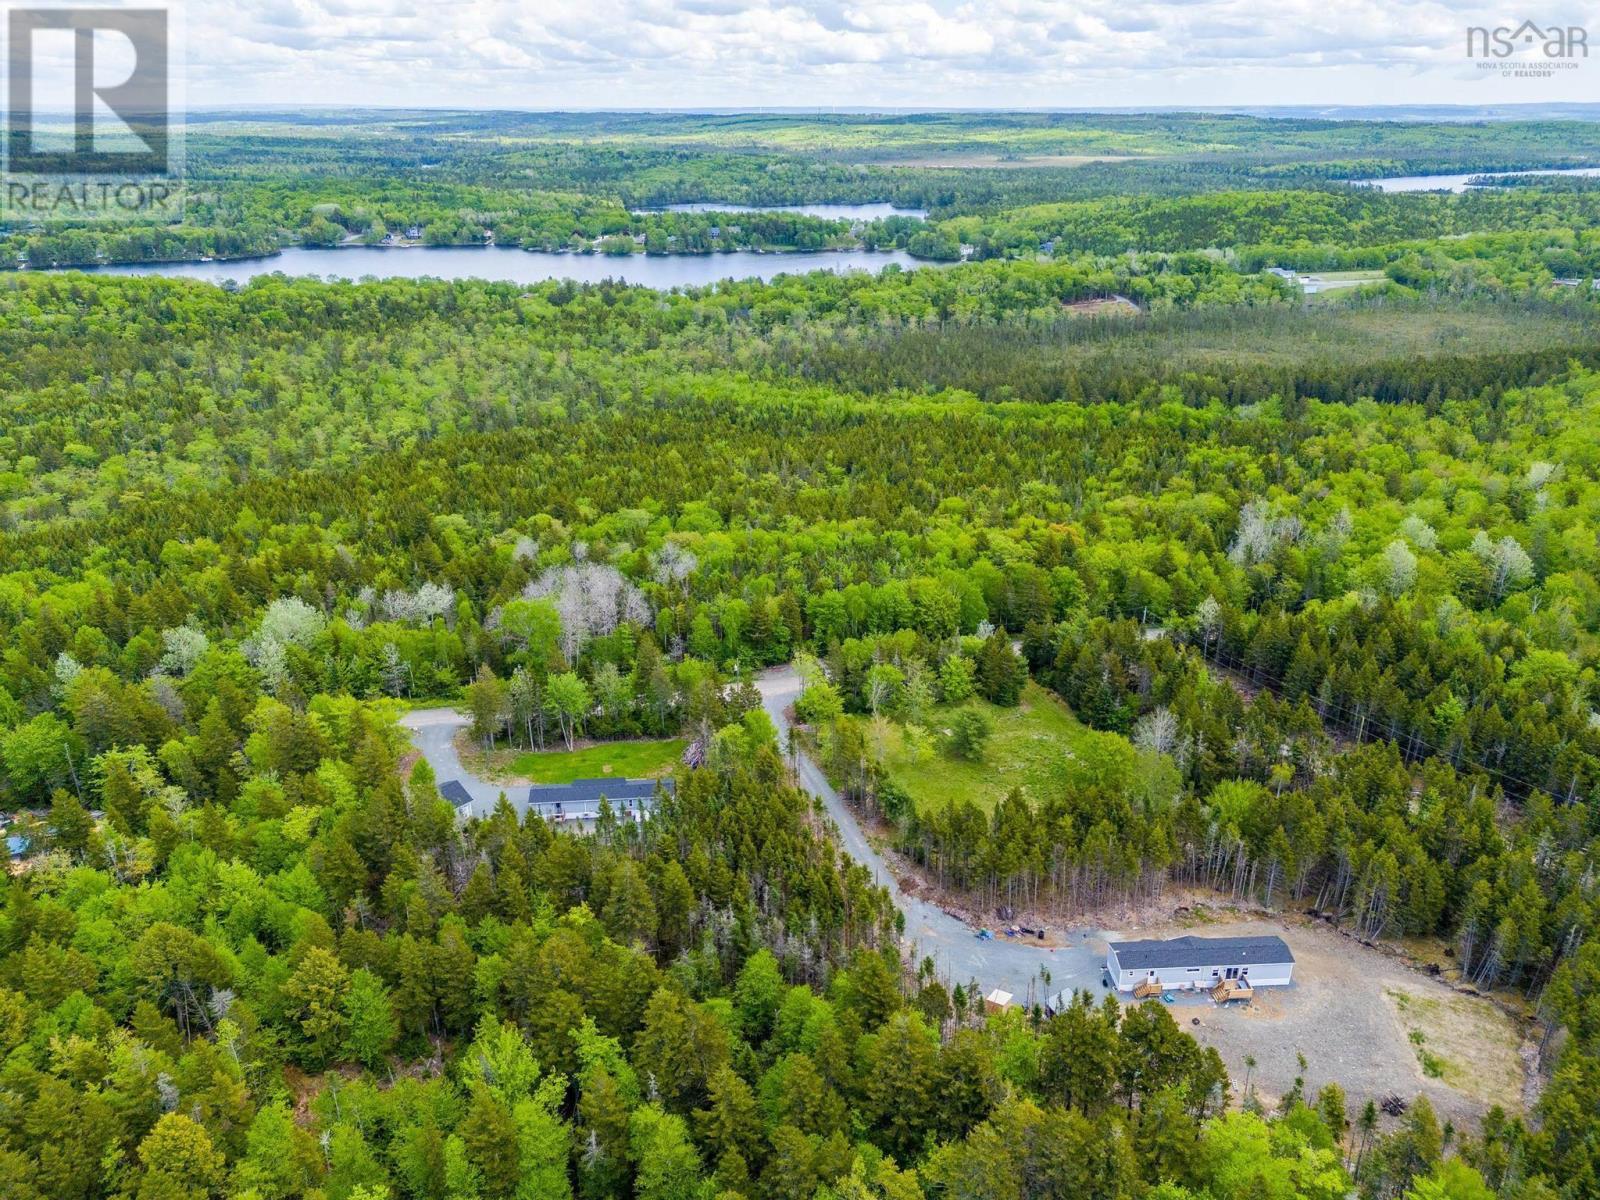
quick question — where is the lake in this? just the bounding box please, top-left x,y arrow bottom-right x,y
59,244 -> 932,288
637,202 -> 927,220
1347,166 -> 1600,193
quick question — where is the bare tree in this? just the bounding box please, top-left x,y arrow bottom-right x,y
1133,706 -> 1180,756
524,561 -> 651,662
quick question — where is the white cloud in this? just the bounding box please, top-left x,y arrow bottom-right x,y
174,0 -> 1600,107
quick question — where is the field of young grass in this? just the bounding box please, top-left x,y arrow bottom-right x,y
507,739 -> 687,785
878,682 -> 1143,815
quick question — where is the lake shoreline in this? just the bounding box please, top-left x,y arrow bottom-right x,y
21,242 -> 939,288
1343,165 -> 1600,193
15,239 -> 928,274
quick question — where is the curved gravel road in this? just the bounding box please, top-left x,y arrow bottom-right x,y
755,665 -> 1109,1005
401,664 -> 1110,1004
400,707 -> 481,798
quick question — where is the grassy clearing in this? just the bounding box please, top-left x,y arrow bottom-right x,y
506,739 -> 687,784
1385,987 -> 1525,1109
1306,270 -> 1389,283
887,154 -> 1146,169
454,737 -> 686,786
1303,270 -> 1390,305
878,681 -> 1137,815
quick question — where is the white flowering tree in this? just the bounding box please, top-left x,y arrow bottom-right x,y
524,561 -> 650,663
1381,539 -> 1418,597
158,625 -> 210,677
245,597 -> 326,693
1471,531 -> 1534,600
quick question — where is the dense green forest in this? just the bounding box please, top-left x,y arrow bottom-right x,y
1,263 -> 1599,1198
3,110 -> 1600,1200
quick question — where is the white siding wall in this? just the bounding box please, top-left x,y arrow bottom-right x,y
1108,955 -> 1295,992
1242,962 -> 1294,987
1152,964 -> 1213,990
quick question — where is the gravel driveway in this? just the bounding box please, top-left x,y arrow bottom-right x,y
755,665 -> 1110,1004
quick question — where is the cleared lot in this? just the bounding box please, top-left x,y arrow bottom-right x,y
1113,915 -> 1530,1126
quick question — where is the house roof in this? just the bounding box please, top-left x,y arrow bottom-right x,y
525,777 -> 673,806
1108,935 -> 1294,971
985,989 -> 1013,1006
441,775 -> 674,816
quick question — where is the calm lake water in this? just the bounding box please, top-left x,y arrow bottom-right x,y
63,244 -> 931,288
1348,167 -> 1600,193
638,201 -> 927,220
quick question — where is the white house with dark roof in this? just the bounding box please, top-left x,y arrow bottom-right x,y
443,777 -> 672,825
1106,935 -> 1295,992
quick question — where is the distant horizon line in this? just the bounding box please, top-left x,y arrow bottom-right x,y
15,101 -> 1599,131
16,101 -> 1598,124
176,102 -> 1600,116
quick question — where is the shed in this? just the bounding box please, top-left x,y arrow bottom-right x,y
438,780 -> 474,808
1105,935 -> 1294,993
983,988 -> 1014,1013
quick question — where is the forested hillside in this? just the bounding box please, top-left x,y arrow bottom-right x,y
2,107 -> 1600,1200
0,259 -> 1597,1198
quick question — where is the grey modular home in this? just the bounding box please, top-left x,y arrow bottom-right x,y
1105,934 -> 1295,992
444,777 -> 672,824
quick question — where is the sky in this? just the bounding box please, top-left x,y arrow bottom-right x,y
164,0 -> 1600,109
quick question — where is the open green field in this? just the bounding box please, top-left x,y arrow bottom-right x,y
508,739 -> 687,784
880,682 -> 1138,815
1303,269 -> 1389,304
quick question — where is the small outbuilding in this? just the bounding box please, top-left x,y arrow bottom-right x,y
1106,934 -> 1294,993
438,780 -> 474,809
983,989 -> 1014,1014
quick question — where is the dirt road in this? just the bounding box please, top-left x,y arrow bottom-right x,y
755,664 -> 1110,1003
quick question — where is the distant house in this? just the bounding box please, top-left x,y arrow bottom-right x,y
5,830 -> 32,875
1265,266 -> 1299,282
983,988 -> 1014,1013
1105,935 -> 1295,992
